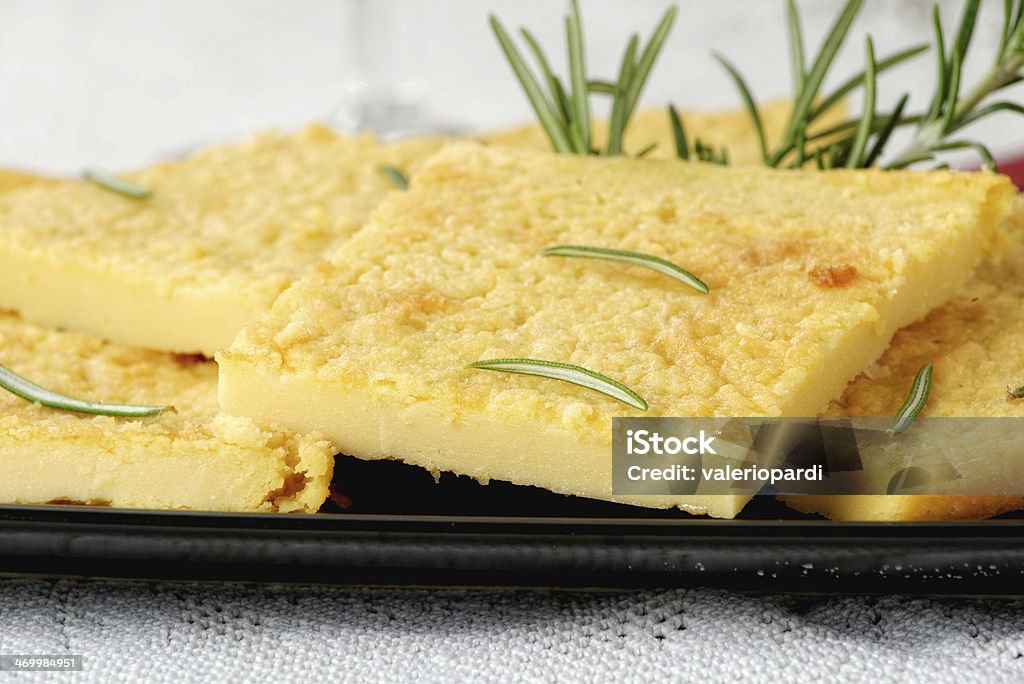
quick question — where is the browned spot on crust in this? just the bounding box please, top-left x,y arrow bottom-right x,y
171,353 -> 209,367
46,498 -> 112,507
809,264 -> 858,288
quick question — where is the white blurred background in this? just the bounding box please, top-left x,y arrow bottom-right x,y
0,0 -> 1021,173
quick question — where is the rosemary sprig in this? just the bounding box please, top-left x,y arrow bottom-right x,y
704,0 -> 1024,170
707,0 -> 930,168
0,362 -> 168,417
887,364 -> 932,437
491,2 -> 677,156
705,0 -> 925,167
497,0 -> 1021,171
887,0 -> 1024,170
466,358 -> 648,411
82,168 -> 153,199
542,245 -> 708,294
378,164 -> 409,190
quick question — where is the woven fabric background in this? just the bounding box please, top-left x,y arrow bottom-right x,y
1,579 -> 1023,683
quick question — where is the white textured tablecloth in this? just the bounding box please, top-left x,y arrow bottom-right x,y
0,579 -> 1023,683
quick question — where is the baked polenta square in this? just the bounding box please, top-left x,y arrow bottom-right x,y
0,311 -> 334,512
783,199 -> 1024,521
218,143 -> 1014,519
0,126 -> 446,356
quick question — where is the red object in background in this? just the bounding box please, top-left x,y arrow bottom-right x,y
998,154 -> 1024,189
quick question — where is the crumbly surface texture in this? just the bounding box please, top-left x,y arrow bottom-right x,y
0,126 -> 447,355
219,143 -> 1014,518
832,200 -> 1024,418
0,311 -> 334,512
784,200 -> 1024,521
481,99 -> 845,165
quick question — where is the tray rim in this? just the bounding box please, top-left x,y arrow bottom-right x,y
3,502 -> 1024,536
3,503 -> 1024,592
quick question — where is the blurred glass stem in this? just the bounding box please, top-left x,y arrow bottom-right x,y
332,0 -> 435,137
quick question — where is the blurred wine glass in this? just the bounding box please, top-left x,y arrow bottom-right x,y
331,0 -> 457,138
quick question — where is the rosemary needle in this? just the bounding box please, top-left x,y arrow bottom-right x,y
82,168 -> 153,199
0,362 -> 169,417
887,363 -> 932,437
378,165 -> 409,190
844,36 -> 877,169
712,52 -> 768,163
542,245 -> 709,294
466,358 -> 648,411
566,0 -> 592,154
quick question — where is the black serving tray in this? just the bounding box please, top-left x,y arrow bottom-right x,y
1,457 -> 1023,594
